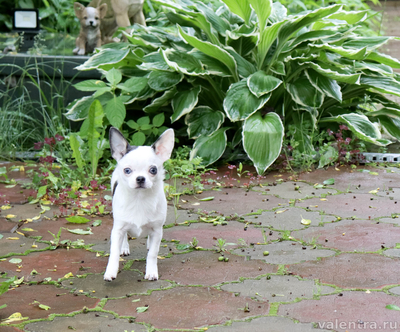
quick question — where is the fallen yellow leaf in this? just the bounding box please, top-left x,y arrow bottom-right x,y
301,216 -> 312,225
1,205 -> 11,210
369,188 -> 379,194
7,237 -> 19,240
320,198 -> 327,201
2,312 -> 29,324
19,166 -> 25,172
6,214 -> 16,219
157,256 -> 166,259
63,272 -> 74,279
32,216 -> 40,220
275,209 -> 288,214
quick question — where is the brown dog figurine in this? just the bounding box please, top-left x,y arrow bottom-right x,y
73,2 -> 107,55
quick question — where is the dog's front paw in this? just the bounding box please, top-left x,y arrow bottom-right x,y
77,49 -> 85,55
120,244 -> 130,256
145,266 -> 159,281
104,270 -> 117,281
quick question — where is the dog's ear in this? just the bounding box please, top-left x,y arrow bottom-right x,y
98,3 -> 107,19
74,2 -> 85,19
152,129 -> 175,163
109,127 -> 131,161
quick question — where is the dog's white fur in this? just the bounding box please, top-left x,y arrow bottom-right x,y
104,127 -> 174,281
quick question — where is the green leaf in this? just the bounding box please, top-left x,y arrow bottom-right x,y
153,113 -> 165,127
74,80 -> 107,91
221,0 -> 251,24
143,88 -> 177,113
0,304 -> 7,310
38,304 -> 51,310
185,106 -> 225,139
105,96 -> 126,128
66,216 -> 90,224
323,178 -> 335,185
147,71 -> 183,92
286,77 -> 324,108
224,80 -> 270,122
377,116 -> 400,141
327,10 -> 367,24
9,258 -> 22,264
361,75 -> 400,97
306,69 -> 342,102
136,306 -> 149,313
243,112 -> 284,174
106,68 -> 122,86
178,25 -> 238,80
69,134 -> 85,170
200,196 -> 214,201
87,100 -> 105,178
92,220 -> 102,227
131,132 -> 146,146
386,304 -> 400,311
127,120 -> 139,130
303,62 -> 360,85
118,76 -> 148,93
318,146 -> 338,168
37,185 -> 47,199
65,228 -> 93,235
190,128 -> 228,166
257,20 -> 285,69
161,49 -> 205,76
247,71 -> 282,97
249,0 -> 272,32
366,52 -> 400,69
321,113 -> 391,146
171,86 -> 201,123
312,44 -> 367,60
76,48 -> 130,70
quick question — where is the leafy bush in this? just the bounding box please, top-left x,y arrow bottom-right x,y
67,0 -> 400,174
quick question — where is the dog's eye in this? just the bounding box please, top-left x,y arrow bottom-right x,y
95,16 -> 99,20
84,16 -> 87,19
149,166 -> 157,175
124,168 -> 132,175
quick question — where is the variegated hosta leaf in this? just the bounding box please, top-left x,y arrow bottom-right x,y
378,116 -> 400,141
243,112 -> 284,174
190,128 -> 228,166
322,113 -> 391,146
171,86 -> 201,123
286,77 -> 324,108
361,75 -> 400,97
76,49 -> 130,71
248,71 -> 282,98
366,52 -> 400,69
185,107 -> 225,139
147,71 -> 183,92
224,80 -> 270,122
143,88 -> 177,113
248,0 -> 272,32
312,44 -> 367,60
369,107 -> 400,120
161,49 -> 205,76
306,69 -> 342,102
327,10 -> 367,24
221,0 -> 251,24
65,93 -> 113,121
303,61 -> 360,84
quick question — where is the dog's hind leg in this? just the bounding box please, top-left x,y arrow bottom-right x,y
104,227 -> 124,281
144,227 -> 162,280
121,234 -> 130,256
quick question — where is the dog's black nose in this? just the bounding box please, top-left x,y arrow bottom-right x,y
89,20 -> 94,25
136,176 -> 145,184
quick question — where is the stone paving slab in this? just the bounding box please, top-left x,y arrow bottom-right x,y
253,181 -> 337,200
0,203 -> 56,222
278,291 -> 400,332
207,316 -> 332,332
0,184 -> 37,205
246,207 -> 337,231
24,312 -> 147,332
292,219 -> 400,251
0,284 -> 99,322
163,220 -> 275,249
0,249 -> 108,281
157,251 -> 276,285
296,193 -> 399,219
288,253 -> 400,289
232,241 -> 336,265
0,236 -> 49,257
104,286 -> 269,329
62,270 -> 171,298
220,275 -> 336,303
179,188 -> 287,215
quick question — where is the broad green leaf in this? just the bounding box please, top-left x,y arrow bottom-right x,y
106,68 -> 122,86
343,37 -> 391,51
190,128 -> 228,166
282,30 -> 338,53
377,116 -> 400,141
321,113 -> 391,146
368,107 -> 400,120
306,69 -> 342,102
65,96 -> 94,121
73,80 -> 107,92
105,96 -> 126,128
178,26 -> 238,80
225,47 -> 257,78
243,112 -> 284,174
248,71 -> 282,97
185,106 -> 225,139
386,304 -> 400,311
161,49 -> 205,76
286,77 -> 324,108
69,134 -> 85,170
66,216 -> 90,224
147,71 -> 183,91
303,62 -> 360,84
136,306 -> 149,313
312,44 -> 367,60
221,0 -> 251,24
327,10 -> 367,24
143,88 -> 177,113
76,49 -> 130,70
131,132 -> 146,146
171,86 -> 201,123
257,20 -> 285,69
139,51 -> 170,71
88,100 -> 105,178
249,0 -> 272,32
92,220 -> 102,227
65,228 -> 93,235
118,76 -> 148,93
224,80 -> 270,122
366,52 -> 400,69
361,75 -> 400,97
37,185 -> 47,198
323,178 -> 335,185
318,146 -> 338,168
153,113 -> 165,127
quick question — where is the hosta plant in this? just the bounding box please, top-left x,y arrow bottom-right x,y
67,0 -> 400,174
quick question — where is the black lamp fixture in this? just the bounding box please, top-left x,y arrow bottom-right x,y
13,8 -> 40,52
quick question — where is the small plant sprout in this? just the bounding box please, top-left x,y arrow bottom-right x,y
190,237 -> 199,249
214,238 -> 227,253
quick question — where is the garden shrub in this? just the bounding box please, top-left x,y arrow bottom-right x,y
67,0 -> 400,173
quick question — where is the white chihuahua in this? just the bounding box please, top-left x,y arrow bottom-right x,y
104,127 -> 174,281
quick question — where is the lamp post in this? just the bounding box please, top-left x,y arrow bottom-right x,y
13,8 -> 40,52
